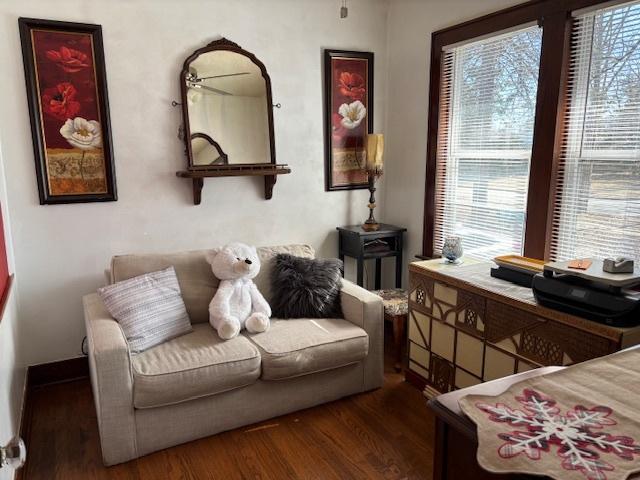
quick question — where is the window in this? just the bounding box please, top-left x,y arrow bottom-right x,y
550,2 -> 640,261
424,0 -> 640,261
434,26 -> 542,260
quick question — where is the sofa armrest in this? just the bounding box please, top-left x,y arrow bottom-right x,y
83,293 -> 138,465
340,279 -> 384,390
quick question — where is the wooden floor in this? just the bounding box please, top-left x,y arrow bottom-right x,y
21,342 -> 435,479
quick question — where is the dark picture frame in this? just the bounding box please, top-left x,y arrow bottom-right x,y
19,17 -> 117,205
323,49 -> 374,191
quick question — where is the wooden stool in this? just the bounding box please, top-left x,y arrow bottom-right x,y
372,289 -> 408,372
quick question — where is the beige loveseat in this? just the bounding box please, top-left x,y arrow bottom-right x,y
83,244 -> 384,466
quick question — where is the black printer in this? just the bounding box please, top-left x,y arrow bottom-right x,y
532,259 -> 640,327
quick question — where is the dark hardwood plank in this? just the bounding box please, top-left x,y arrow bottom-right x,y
21,342 -> 434,480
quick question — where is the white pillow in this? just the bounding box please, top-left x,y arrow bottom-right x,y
98,266 -> 193,353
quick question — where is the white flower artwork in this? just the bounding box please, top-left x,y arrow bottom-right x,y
60,117 -> 102,150
338,100 -> 366,129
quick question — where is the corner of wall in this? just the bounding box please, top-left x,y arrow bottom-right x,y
0,135 -> 26,463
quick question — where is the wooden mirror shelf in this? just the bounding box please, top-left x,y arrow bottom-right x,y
176,164 -> 291,204
176,37 -> 290,204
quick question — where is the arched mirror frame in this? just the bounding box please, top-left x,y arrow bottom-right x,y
180,37 -> 276,170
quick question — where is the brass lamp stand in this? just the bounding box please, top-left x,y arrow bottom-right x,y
362,171 -> 381,231
361,133 -> 384,232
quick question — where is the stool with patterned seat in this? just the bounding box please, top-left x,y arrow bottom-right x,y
371,288 -> 408,372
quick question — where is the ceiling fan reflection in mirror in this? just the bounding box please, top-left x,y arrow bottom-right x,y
186,68 -> 250,96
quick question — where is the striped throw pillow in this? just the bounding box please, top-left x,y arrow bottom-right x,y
98,266 -> 193,353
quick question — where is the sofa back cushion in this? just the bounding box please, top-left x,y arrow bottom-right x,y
110,244 -> 315,323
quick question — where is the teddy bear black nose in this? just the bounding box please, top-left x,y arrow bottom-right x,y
244,259 -> 252,265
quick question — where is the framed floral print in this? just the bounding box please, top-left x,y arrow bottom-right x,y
324,49 -> 374,191
19,18 -> 117,204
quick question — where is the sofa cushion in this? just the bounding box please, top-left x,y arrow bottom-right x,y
246,318 -> 369,380
110,245 -> 315,323
132,323 -> 261,408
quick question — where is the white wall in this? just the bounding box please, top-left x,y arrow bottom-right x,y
0,0 -> 532,369
382,0 -> 524,285
0,139 -> 25,480
0,0 -> 390,365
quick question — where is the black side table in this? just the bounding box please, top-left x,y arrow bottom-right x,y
337,224 -> 407,289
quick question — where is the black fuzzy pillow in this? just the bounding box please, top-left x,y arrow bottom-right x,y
271,254 -> 343,319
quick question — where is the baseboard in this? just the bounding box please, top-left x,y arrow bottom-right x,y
27,356 -> 89,388
404,368 -> 427,391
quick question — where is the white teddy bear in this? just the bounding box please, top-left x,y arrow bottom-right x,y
206,242 -> 271,340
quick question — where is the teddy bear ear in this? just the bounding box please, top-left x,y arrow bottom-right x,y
205,247 -> 221,264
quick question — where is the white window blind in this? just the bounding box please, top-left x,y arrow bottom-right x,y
434,26 -> 542,260
550,1 -> 640,261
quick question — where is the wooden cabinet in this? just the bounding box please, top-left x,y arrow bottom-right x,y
407,259 -> 640,398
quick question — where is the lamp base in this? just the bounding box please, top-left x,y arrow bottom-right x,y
362,221 -> 380,232
362,173 -> 380,231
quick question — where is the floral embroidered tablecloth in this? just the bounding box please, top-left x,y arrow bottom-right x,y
459,348 -> 640,480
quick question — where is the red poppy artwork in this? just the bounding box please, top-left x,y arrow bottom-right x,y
41,82 -> 81,120
46,46 -> 90,73
324,50 -> 374,191
338,72 -> 366,101
19,18 -> 116,204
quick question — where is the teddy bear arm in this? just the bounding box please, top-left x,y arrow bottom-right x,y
249,282 -> 271,317
210,281 -> 234,318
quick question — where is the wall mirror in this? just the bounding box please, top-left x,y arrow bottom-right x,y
176,38 -> 290,204
184,44 -> 272,167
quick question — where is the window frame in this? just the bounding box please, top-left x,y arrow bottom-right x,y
423,0 -> 611,259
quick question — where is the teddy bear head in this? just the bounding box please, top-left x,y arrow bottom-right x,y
206,242 -> 261,281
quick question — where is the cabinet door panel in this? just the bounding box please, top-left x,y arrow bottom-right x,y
484,346 -> 516,381
409,342 -> 430,372
409,310 -> 430,348
455,368 -> 481,389
456,331 -> 483,376
434,282 -> 457,306
431,320 -> 455,362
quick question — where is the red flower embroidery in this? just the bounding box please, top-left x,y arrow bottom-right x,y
338,72 -> 366,101
46,46 -> 90,73
42,83 -> 81,120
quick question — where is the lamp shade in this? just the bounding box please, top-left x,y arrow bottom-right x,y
365,134 -> 384,174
